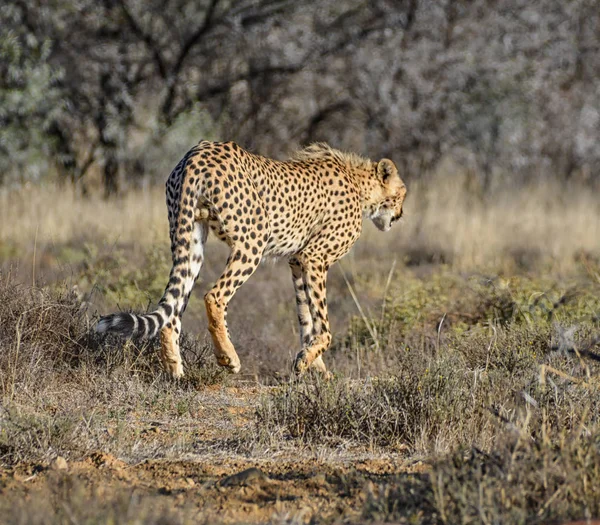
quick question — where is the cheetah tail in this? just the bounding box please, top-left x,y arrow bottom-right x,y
95,308 -> 172,339
96,152 -> 206,340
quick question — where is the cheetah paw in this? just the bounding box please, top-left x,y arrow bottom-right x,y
162,359 -> 184,379
216,354 -> 241,374
293,352 -> 310,376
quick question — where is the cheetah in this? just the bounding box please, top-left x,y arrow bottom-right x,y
96,140 -> 407,378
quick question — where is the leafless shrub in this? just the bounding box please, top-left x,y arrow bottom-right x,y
257,287 -> 600,454
363,422 -> 600,524
0,271 -> 226,465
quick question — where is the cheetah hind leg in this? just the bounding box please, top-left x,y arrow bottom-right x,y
159,219 -> 208,379
204,241 -> 264,373
160,317 -> 184,378
205,293 -> 242,373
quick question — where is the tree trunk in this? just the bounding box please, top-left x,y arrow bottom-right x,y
103,149 -> 119,198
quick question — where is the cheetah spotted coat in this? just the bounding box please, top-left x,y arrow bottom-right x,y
97,140 -> 407,377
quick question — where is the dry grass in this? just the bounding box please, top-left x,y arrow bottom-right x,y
0,271 -> 231,466
0,487 -> 206,525
1,173 -> 600,523
1,172 -> 599,275
256,278 -> 600,455
1,265 -> 599,524
252,264 -> 600,524
0,184 -> 168,258
362,424 -> 600,524
394,163 -> 600,272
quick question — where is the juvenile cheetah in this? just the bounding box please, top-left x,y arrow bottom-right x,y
97,140 -> 407,378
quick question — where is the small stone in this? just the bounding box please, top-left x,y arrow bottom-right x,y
52,456 -> 68,471
311,473 -> 328,485
218,467 -> 269,487
185,477 -> 195,487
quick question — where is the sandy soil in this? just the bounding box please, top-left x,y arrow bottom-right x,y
0,383 -> 426,524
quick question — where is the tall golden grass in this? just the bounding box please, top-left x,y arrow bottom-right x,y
397,175 -> 600,270
1,174 -> 598,272
0,184 -> 168,247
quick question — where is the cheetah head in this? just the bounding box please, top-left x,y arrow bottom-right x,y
369,159 -> 407,232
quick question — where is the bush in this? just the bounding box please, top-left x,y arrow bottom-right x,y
0,271 -> 224,465
364,423 -> 600,524
257,312 -> 600,455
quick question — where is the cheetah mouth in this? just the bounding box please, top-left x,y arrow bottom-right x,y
372,216 -> 392,232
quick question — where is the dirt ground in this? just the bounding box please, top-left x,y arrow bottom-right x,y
0,383 -> 425,524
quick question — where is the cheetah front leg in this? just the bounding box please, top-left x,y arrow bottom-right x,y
292,256 -> 332,376
289,258 -> 328,375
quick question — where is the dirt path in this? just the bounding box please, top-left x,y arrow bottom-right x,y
0,383 -> 426,524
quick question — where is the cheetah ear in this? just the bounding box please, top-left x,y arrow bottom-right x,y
377,158 -> 397,185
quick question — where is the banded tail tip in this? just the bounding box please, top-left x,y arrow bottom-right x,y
95,315 -> 113,334
96,313 -> 135,337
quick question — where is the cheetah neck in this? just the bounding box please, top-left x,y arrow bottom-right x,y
354,170 -> 385,218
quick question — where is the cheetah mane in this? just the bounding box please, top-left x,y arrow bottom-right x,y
290,143 -> 373,171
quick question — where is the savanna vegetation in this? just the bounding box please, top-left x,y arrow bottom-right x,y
1,1 -> 600,523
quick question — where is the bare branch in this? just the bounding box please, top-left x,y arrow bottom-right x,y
159,0 -> 221,124
172,0 -> 221,78
119,0 -> 168,79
